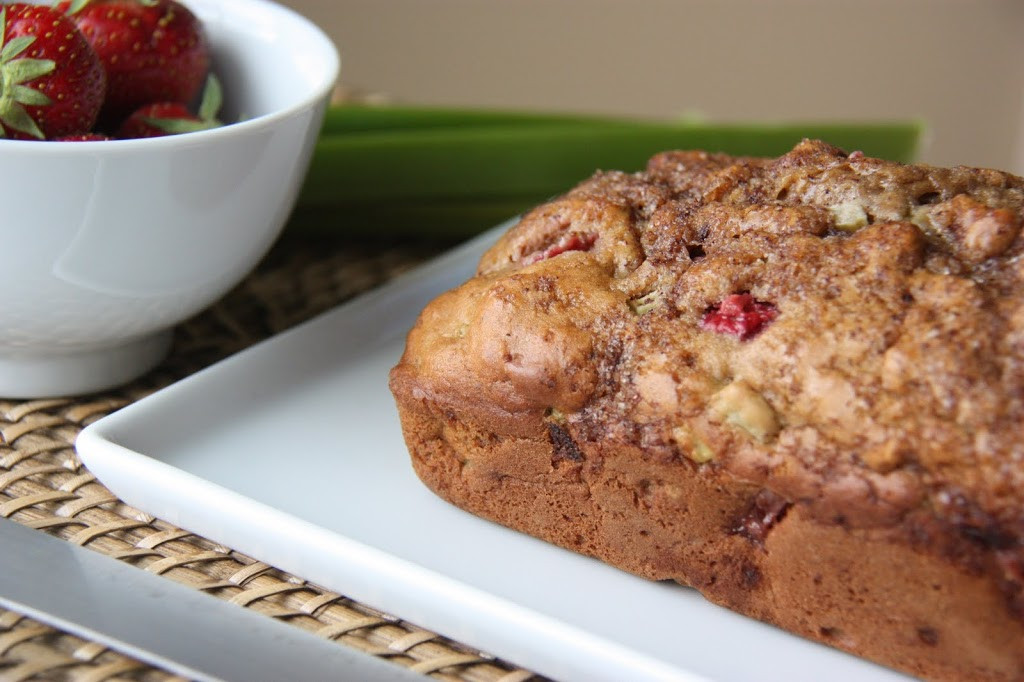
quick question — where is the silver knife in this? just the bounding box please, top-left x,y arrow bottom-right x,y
0,517 -> 427,682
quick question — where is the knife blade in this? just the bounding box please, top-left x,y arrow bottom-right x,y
0,517 -> 426,682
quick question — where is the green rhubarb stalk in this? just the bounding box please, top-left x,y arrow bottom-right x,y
292,111 -> 921,236
298,120 -> 922,207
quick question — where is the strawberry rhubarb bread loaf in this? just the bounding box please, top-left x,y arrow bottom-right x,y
388,139 -> 1024,681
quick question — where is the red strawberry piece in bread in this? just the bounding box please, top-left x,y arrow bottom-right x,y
0,4 -> 106,140
61,0 -> 209,126
700,293 -> 778,341
115,74 -> 222,139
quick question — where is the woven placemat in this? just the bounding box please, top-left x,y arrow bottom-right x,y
0,232 -> 543,682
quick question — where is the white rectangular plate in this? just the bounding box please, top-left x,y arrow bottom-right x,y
78,225 -> 912,682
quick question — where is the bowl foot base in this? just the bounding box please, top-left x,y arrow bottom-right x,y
0,331 -> 173,399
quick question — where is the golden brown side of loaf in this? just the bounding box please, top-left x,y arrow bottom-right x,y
388,139 -> 1024,681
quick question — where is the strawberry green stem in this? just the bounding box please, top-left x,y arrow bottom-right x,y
0,8 -> 55,139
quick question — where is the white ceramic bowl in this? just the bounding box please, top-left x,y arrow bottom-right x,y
0,0 -> 339,398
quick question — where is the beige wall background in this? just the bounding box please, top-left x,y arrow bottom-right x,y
283,0 -> 1024,173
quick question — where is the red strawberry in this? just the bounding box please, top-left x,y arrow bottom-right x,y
54,133 -> 111,141
0,4 -> 106,140
700,293 -> 778,341
523,232 -> 597,265
116,102 -> 195,138
115,73 -> 222,138
61,0 -> 209,125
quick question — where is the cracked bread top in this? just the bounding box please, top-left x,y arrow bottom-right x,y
392,139 -> 1024,578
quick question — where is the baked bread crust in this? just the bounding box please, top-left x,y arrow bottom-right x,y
389,140 -> 1024,681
